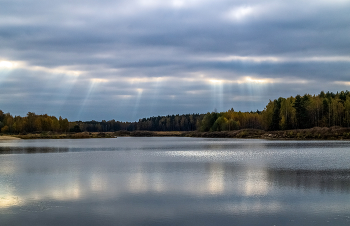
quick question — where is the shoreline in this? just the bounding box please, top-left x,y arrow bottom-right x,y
124,127 -> 350,140
0,135 -> 21,140
5,126 -> 350,140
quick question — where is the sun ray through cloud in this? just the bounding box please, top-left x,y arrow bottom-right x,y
132,88 -> 144,120
209,79 -> 224,112
77,78 -> 108,120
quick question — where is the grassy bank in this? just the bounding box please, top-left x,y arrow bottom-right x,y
186,127 -> 350,140
0,135 -> 21,140
14,132 -> 117,139
7,126 -> 350,140
117,127 -> 350,140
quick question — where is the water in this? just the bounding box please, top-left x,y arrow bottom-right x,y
1,137 -> 350,225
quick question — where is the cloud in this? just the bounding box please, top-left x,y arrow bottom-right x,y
224,5 -> 256,22
0,0 -> 349,121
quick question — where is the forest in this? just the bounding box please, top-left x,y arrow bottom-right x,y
1,90 -> 350,135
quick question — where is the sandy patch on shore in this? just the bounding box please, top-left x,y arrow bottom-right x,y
0,136 -> 21,140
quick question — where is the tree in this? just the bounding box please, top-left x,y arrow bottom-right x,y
34,117 -> 42,131
212,116 -> 228,131
270,98 -> 282,130
0,110 -> 4,123
4,113 -> 14,133
307,95 -> 322,127
262,100 -> 275,130
294,95 -> 309,129
13,116 -> 24,133
51,117 -> 60,132
321,98 -> 330,127
59,117 -> 69,132
70,125 -> 82,133
199,112 -> 218,132
1,125 -> 9,133
227,119 -> 240,131
26,112 -> 36,132
279,97 -> 296,129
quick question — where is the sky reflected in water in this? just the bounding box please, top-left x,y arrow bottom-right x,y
1,138 -> 350,225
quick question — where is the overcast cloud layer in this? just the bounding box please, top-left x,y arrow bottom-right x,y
1,0 -> 350,121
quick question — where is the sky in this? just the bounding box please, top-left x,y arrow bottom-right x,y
1,0 -> 350,122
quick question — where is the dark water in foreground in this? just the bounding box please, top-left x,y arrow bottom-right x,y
1,137 -> 350,225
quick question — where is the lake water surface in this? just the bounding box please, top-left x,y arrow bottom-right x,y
1,137 -> 350,225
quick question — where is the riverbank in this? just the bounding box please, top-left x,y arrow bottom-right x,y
122,127 -> 350,140
0,135 -> 21,140
13,132 -> 117,139
6,126 -> 350,140
187,127 -> 350,140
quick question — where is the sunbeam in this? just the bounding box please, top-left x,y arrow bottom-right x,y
239,77 -> 269,111
55,74 -> 80,115
209,79 -> 224,112
132,88 -> 144,120
77,78 -> 107,120
36,73 -> 81,115
149,77 -> 163,113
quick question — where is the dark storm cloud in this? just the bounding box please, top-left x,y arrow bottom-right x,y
1,0 -> 350,121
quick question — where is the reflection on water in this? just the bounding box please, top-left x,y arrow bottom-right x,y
268,168 -> 350,193
1,138 -> 350,225
207,163 -> 225,195
0,147 -> 69,154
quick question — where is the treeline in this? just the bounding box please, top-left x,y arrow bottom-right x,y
0,111 -> 202,134
197,110 -> 263,132
196,90 -> 350,132
70,111 -> 263,133
1,90 -> 350,135
262,90 -> 350,130
71,114 -> 202,132
0,111 -> 69,134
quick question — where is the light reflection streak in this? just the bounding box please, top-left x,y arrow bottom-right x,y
0,177 -> 83,208
128,165 -> 166,193
128,170 -> 148,193
90,173 -> 108,192
207,163 -> 225,195
243,168 -> 269,196
223,201 -> 282,214
49,183 -> 81,201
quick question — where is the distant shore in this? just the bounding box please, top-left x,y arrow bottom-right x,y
4,126 -> 350,140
